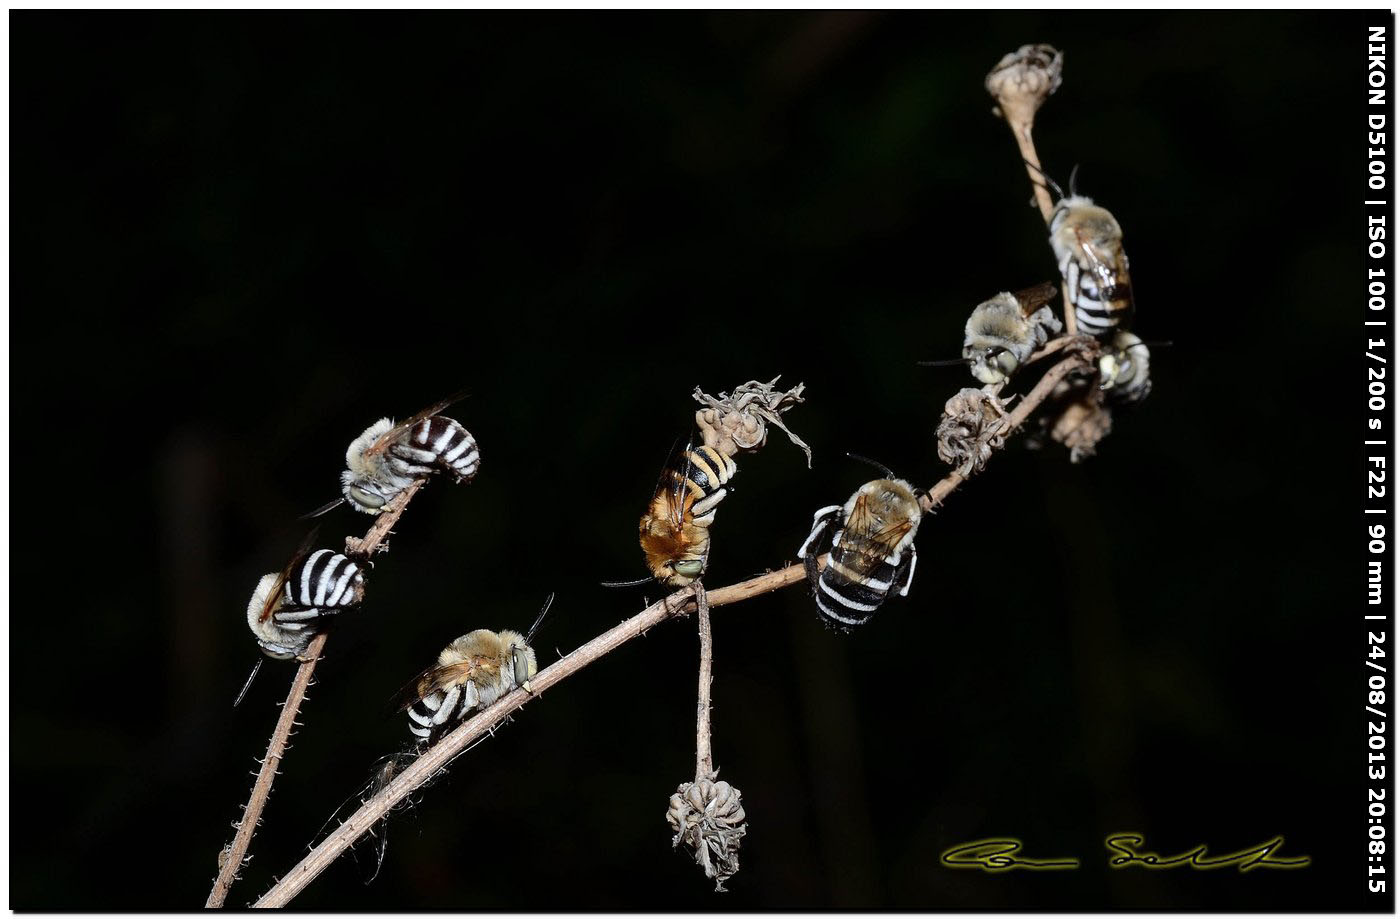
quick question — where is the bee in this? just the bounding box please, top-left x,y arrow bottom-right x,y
1048,183 -> 1136,338
635,442 -> 738,587
962,282 -> 1063,384
1098,329 -> 1152,404
338,393 -> 479,514
797,472 -> 923,631
246,537 -> 366,659
398,595 -> 552,746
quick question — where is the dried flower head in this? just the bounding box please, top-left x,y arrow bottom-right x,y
985,43 -> 1064,127
937,388 -> 1011,476
1047,385 -> 1113,463
666,778 -> 748,892
693,376 -> 812,466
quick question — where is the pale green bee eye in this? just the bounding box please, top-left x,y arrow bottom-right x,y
675,560 -> 704,577
993,350 -> 1019,376
349,485 -> 385,509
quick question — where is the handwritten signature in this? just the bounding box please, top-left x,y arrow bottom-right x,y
941,834 -> 1310,873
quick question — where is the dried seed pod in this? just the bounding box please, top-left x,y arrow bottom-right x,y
693,376 -> 812,466
666,778 -> 748,892
1047,385 -> 1114,463
985,43 -> 1063,126
936,388 -> 1011,476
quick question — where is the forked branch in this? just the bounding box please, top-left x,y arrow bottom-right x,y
206,478 -> 427,908
251,349 -> 1090,908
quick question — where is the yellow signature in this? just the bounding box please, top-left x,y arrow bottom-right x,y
940,834 -> 1310,873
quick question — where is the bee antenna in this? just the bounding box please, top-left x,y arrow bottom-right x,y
1137,339 -> 1173,349
525,593 -> 554,643
600,577 -> 655,588
1022,158 -> 1064,199
845,452 -> 897,479
233,658 -> 263,708
1068,163 -> 1081,197
916,357 -> 973,368
300,497 -> 346,520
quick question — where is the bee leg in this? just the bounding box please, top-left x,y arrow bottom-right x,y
894,547 -> 918,597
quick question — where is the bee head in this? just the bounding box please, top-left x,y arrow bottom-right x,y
965,346 -> 1018,385
508,640 -> 538,688
672,559 -> 704,581
341,471 -> 389,513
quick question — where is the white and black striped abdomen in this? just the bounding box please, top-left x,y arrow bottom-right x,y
285,549 -> 365,611
389,416 -> 480,483
407,682 -> 479,744
248,549 -> 366,659
1061,251 -> 1134,336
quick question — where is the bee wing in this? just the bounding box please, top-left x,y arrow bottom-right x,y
841,495 -> 915,581
258,527 -> 321,624
649,436 -> 696,530
390,659 -> 477,713
364,390 -> 470,459
1012,281 -> 1059,316
1072,234 -> 1126,302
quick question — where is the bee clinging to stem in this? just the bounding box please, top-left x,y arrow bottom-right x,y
797,457 -> 923,632
611,378 -> 811,590
958,281 -> 1064,384
1036,165 -> 1136,338
637,442 -> 737,588
307,392 -> 479,517
1098,329 -> 1154,404
397,594 -> 553,747
245,530 -> 366,661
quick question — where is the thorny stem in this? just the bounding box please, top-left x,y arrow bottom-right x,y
695,584 -> 715,782
205,479 -> 426,908
252,347 -> 1089,909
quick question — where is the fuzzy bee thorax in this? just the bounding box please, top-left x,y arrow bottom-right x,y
345,418 -> 395,476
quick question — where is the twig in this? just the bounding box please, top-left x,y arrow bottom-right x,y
206,479 -> 427,908
694,584 -> 714,782
252,350 -> 1089,909
923,350 -> 1091,512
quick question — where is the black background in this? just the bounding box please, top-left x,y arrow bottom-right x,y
11,10 -> 1390,910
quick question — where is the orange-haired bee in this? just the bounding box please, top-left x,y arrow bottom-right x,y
797,476 -> 922,631
638,443 -> 737,587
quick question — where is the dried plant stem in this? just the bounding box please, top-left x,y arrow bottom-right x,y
1015,128 -> 1055,224
206,479 -> 426,908
994,96 -> 1076,337
252,349 -> 1089,909
207,631 -> 328,908
695,585 -> 715,781
922,350 -> 1091,512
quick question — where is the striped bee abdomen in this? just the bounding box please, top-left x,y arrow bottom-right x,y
814,538 -> 915,629
407,682 -> 480,743
673,445 -> 736,521
1062,254 -> 1134,335
388,416 -> 480,482
283,549 -> 365,612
